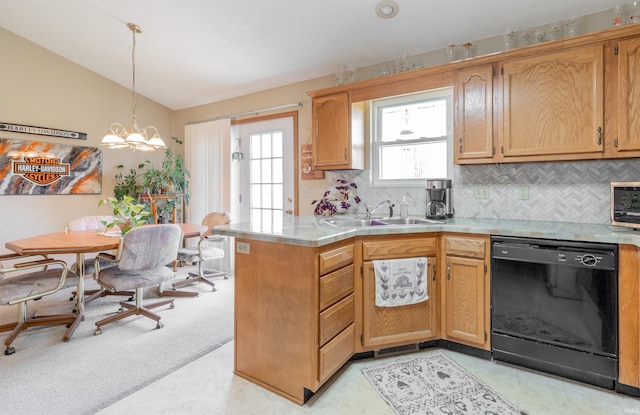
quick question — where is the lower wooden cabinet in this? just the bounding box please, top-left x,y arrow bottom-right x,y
618,244 -> 640,389
441,234 -> 491,350
357,236 -> 439,351
361,260 -> 437,349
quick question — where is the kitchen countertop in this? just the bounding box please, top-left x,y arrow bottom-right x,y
214,215 -> 640,248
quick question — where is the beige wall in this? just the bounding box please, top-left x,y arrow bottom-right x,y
0,28 -> 173,253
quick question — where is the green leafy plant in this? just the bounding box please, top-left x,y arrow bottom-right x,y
98,196 -> 151,235
113,162 -> 148,200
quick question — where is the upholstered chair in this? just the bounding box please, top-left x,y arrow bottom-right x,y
0,253 -> 78,355
66,215 -> 134,304
92,224 -> 182,335
174,212 -> 230,292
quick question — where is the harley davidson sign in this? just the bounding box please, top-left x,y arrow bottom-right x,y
12,155 -> 71,186
0,138 -> 102,195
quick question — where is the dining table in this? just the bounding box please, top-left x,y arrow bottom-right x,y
4,223 -> 207,341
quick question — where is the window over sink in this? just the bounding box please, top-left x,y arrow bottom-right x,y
371,87 -> 453,187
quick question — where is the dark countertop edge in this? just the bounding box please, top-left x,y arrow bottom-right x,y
213,217 -> 640,249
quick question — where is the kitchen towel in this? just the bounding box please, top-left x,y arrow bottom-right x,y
373,257 -> 428,307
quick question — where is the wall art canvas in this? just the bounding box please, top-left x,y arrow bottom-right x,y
0,138 -> 102,195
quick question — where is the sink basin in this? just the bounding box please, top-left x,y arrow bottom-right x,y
321,217 -> 445,228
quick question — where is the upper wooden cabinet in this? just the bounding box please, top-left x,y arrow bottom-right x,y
499,44 -> 605,161
454,65 -> 495,163
606,36 -> 640,158
311,92 -> 364,170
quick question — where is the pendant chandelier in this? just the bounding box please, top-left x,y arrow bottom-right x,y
101,23 -> 166,151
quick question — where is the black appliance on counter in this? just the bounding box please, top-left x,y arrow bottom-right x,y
425,179 -> 452,219
491,236 -> 618,389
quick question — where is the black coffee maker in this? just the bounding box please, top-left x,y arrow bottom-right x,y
425,179 -> 453,219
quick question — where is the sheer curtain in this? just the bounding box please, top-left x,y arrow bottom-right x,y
184,119 -> 231,271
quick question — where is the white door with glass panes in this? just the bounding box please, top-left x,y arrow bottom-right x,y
231,117 -> 295,229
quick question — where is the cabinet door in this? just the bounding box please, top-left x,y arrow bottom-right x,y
362,257 -> 437,349
312,92 -> 351,169
443,255 -> 486,347
614,37 -> 640,154
501,44 -> 604,159
454,65 -> 494,163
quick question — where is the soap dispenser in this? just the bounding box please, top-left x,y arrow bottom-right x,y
400,196 -> 409,218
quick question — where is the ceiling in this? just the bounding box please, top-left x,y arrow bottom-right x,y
0,0 -> 620,110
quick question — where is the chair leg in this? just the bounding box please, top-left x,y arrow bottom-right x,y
3,304 -> 75,354
94,288 -> 175,334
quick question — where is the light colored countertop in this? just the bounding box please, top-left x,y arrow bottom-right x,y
214,215 -> 640,248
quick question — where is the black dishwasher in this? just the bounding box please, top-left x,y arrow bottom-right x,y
491,236 -> 618,389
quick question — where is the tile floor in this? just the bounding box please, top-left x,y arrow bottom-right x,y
97,339 -> 640,415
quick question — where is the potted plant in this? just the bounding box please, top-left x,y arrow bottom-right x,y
311,178 -> 361,216
98,195 -> 151,234
113,162 -> 148,201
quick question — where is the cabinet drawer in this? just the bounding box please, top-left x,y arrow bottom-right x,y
319,244 -> 354,275
319,294 -> 354,346
319,265 -> 354,311
319,323 -> 355,384
445,237 -> 486,259
362,238 -> 436,261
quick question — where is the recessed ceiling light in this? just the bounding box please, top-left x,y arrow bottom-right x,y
375,0 -> 399,19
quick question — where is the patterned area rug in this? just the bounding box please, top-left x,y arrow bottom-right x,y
362,351 -> 526,415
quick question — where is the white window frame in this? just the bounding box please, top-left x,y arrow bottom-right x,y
371,87 -> 453,187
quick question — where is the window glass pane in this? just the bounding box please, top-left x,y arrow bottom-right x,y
250,159 -> 261,182
250,134 -> 261,158
272,131 -> 283,157
378,141 -> 447,180
272,211 -> 283,229
272,184 -> 283,209
261,159 -> 272,182
261,133 -> 272,158
272,158 -> 283,183
380,99 -> 447,142
261,209 -> 271,227
251,184 -> 261,208
262,184 -> 272,207
251,208 -> 261,223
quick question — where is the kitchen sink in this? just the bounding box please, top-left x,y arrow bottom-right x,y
321,217 -> 445,228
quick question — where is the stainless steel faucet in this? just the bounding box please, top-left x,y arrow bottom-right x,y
364,199 -> 392,218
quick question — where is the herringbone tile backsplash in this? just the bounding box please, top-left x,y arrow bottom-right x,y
328,159 -> 640,224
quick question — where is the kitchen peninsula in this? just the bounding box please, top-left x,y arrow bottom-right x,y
215,216 -> 640,404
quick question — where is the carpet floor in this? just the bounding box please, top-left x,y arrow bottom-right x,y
0,265 -> 234,415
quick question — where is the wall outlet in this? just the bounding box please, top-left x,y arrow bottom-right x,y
302,187 -> 310,198
518,185 -> 529,200
236,241 -> 250,254
473,186 -> 490,199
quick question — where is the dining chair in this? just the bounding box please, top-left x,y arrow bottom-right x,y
66,215 -> 134,304
92,224 -> 182,335
174,212 -> 230,292
0,253 -> 78,355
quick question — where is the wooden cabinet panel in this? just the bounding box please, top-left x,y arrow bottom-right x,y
319,324 -> 355,384
362,259 -> 438,349
319,244 -> 354,275
618,244 -> 640,388
362,237 -> 437,261
445,237 -> 485,259
319,294 -> 354,346
501,45 -> 604,159
444,256 -> 486,346
455,65 -> 495,163
614,37 -> 640,154
311,93 -> 364,170
319,265 -> 354,311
